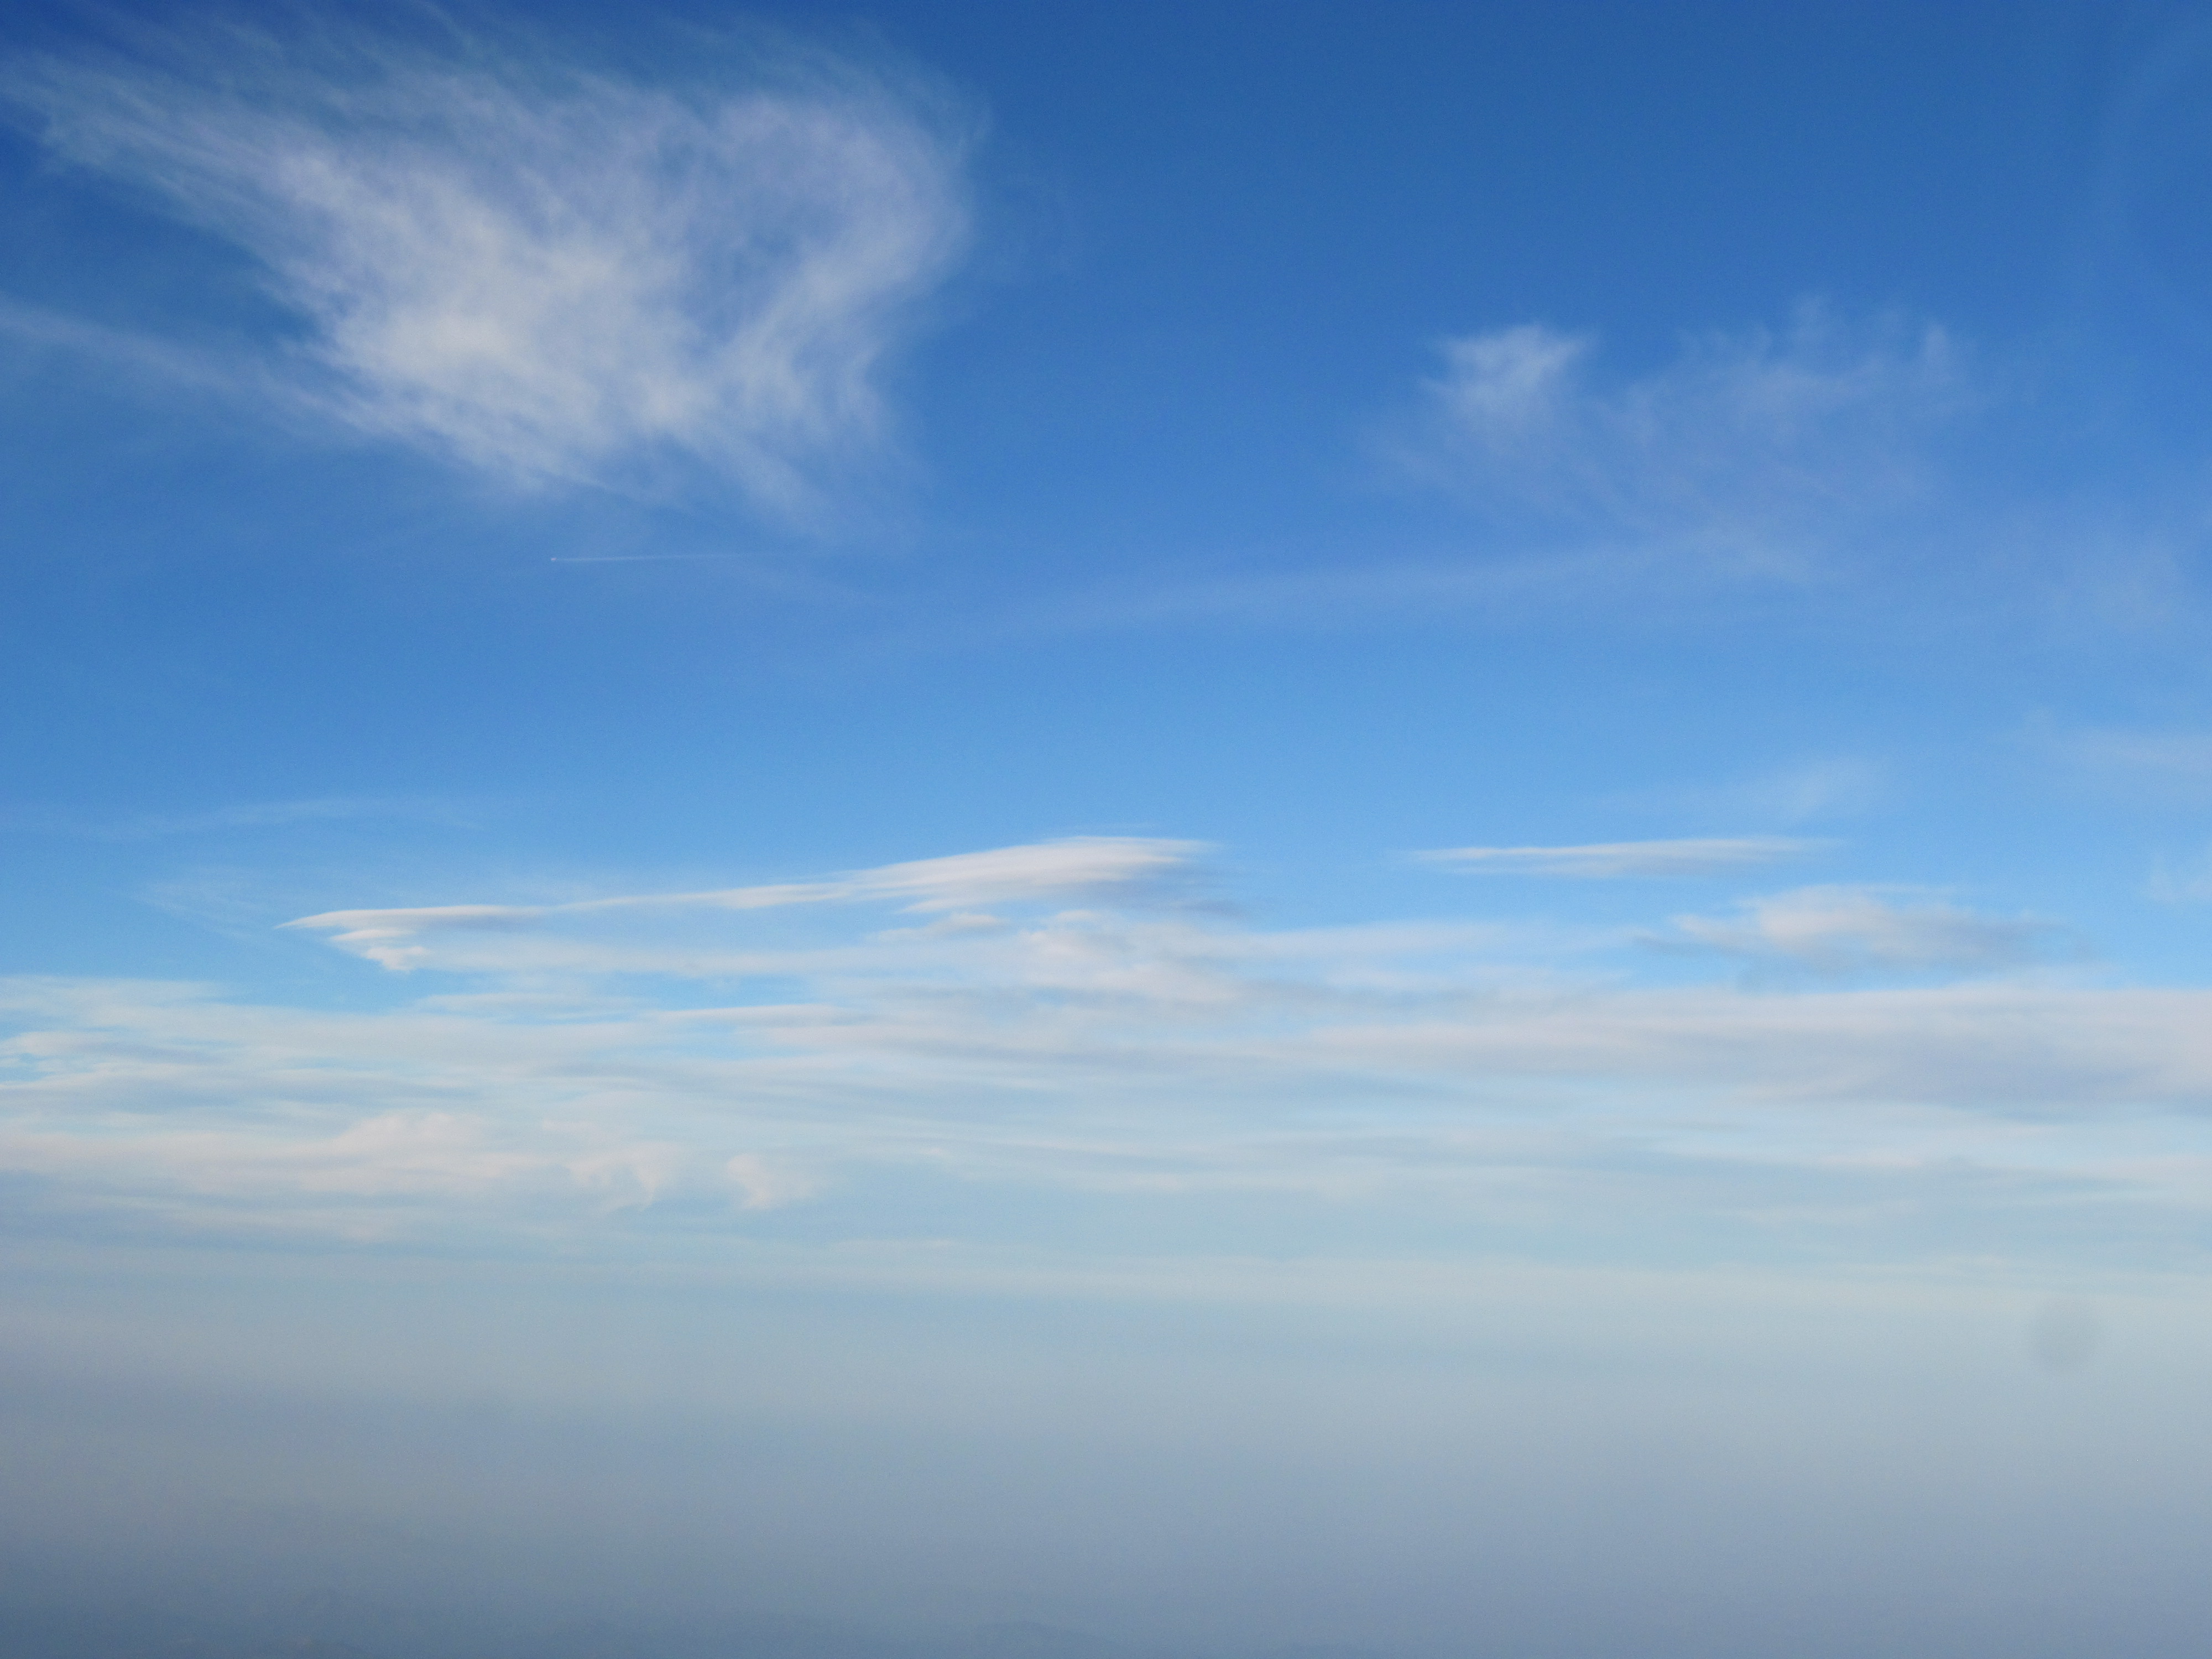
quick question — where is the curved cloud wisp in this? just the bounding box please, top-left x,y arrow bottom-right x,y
286,837 -> 1210,971
1,22 -> 973,512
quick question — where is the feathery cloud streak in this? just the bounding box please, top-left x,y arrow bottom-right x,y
286,837 -> 1207,970
0,20 -> 972,510
1416,837 -> 1823,878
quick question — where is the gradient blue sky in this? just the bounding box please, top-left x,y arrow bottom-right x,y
7,4 -> 2212,1655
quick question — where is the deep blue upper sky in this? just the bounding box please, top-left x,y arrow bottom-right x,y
2,1 -> 2204,958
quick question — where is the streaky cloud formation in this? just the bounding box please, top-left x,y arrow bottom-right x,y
1395,302 -> 1970,571
1659,884 -> 2056,974
5,839 -> 2210,1267
0,15 -> 972,512
287,836 -> 1208,969
1416,836 -> 1823,878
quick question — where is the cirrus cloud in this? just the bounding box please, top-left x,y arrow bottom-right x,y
1392,302 -> 1972,573
0,17 -> 974,514
1656,884 -> 2058,976
1415,836 -> 1824,879
285,837 -> 1211,972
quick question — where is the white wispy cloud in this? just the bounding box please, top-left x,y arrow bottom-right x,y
3,839 -> 2209,1263
1416,837 -> 1823,879
286,837 -> 1208,970
1392,302 -> 1970,570
1658,885 -> 2055,975
0,18 -> 972,512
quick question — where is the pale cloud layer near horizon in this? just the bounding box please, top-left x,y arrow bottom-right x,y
4,837 -> 2204,1266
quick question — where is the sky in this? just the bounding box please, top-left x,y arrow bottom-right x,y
7,2 -> 2212,1655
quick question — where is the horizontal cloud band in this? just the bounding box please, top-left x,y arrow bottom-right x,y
1416,836 -> 1823,878
3,840 -> 2210,1262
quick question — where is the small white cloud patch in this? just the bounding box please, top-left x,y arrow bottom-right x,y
1396,303 -> 1969,571
1662,885 -> 2051,975
726,1154 -> 817,1211
1429,324 -> 1591,437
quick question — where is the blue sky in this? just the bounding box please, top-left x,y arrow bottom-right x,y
7,3 -> 2212,1654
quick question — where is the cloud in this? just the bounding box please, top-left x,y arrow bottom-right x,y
1659,885 -> 2054,975
1427,323 -> 1591,439
287,837 -> 1211,970
7,839 -> 2212,1265
1416,837 -> 1823,879
1393,302 -> 1970,570
0,17 -> 972,512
